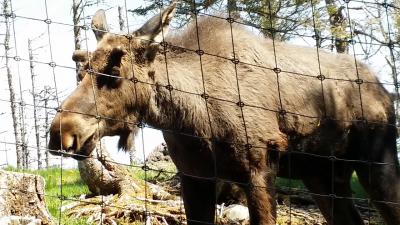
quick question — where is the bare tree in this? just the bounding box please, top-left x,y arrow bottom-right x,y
351,1 -> 400,128
37,86 -> 57,168
72,0 -> 106,83
118,5 -> 125,32
18,100 -> 28,169
352,3 -> 399,81
28,39 -> 42,169
2,0 -> 23,169
72,0 -> 84,84
42,88 -> 51,168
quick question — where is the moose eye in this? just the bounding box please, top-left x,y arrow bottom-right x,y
95,65 -> 122,89
81,63 -> 92,73
76,64 -> 93,82
95,48 -> 126,88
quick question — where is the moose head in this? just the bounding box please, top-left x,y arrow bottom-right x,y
48,3 -> 177,160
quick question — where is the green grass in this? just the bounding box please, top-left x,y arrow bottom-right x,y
130,162 -> 177,183
276,173 -> 368,200
4,166 -> 91,225
350,173 -> 368,199
276,177 -> 305,190
37,168 -> 89,217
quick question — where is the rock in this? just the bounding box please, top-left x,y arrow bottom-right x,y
145,143 -> 173,170
0,170 -> 52,224
222,204 -> 249,224
148,183 -> 175,200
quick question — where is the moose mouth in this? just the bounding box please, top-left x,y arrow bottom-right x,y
74,133 -> 98,160
48,133 -> 98,161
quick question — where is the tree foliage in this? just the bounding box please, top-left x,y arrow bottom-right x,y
130,1 -> 352,49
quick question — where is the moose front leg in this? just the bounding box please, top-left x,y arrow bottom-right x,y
245,168 -> 277,225
181,174 -> 216,225
245,149 -> 279,225
163,133 -> 217,224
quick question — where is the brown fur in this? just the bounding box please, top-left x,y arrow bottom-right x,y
49,5 -> 400,225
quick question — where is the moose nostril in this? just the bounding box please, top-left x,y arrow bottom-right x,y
61,134 -> 75,151
71,135 -> 78,151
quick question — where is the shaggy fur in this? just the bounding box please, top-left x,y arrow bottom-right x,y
49,4 -> 400,225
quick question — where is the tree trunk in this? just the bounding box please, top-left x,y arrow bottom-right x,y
0,170 -> 53,224
325,0 -> 348,53
227,0 -> 240,19
40,86 -> 52,169
72,0 -> 82,84
18,101 -> 28,169
28,39 -> 42,169
44,97 -> 49,168
129,149 -> 136,165
260,0 -> 280,39
78,141 -> 138,195
2,0 -> 23,169
118,6 -> 125,32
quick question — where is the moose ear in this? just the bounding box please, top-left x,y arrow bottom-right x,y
72,50 -> 90,62
72,50 -> 91,82
134,2 -> 176,62
91,9 -> 109,42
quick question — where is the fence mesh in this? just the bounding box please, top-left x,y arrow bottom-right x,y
0,0 -> 399,224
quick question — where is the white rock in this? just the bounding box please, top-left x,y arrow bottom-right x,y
222,204 -> 249,222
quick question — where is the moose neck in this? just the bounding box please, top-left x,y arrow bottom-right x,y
137,52 -> 212,138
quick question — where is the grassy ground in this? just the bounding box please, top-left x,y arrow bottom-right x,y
130,162 -> 178,183
276,173 -> 368,199
3,166 -> 368,224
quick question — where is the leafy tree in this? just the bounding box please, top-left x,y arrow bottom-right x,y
129,0 -> 349,51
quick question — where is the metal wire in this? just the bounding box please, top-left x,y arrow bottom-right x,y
1,0 -> 399,224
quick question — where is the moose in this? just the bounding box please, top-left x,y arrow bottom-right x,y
48,3 -> 400,225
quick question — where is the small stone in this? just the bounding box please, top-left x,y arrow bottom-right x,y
222,204 -> 249,222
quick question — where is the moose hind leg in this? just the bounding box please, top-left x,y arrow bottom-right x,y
181,174 -> 216,225
302,168 -> 364,225
355,158 -> 400,225
354,126 -> 400,225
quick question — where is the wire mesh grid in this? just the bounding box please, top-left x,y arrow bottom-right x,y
0,0 -> 399,224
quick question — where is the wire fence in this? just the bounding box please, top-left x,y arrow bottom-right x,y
0,0 -> 399,224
